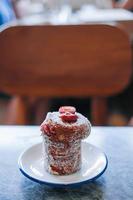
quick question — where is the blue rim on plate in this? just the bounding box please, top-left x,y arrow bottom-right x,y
18,142 -> 108,187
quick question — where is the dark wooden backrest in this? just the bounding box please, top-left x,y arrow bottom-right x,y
0,24 -> 132,97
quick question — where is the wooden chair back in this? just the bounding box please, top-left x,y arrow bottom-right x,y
0,24 -> 132,125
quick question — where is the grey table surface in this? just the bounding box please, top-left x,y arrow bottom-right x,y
0,126 -> 133,200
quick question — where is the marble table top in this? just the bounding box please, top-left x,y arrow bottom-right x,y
0,126 -> 133,200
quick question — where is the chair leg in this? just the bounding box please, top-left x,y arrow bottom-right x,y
5,96 -> 29,125
34,98 -> 50,125
91,97 -> 108,125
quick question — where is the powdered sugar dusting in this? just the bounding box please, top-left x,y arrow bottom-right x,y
41,111 -> 91,137
43,135 -> 81,175
45,111 -> 89,127
41,110 -> 91,175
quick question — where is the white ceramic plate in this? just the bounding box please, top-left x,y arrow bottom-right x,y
18,142 -> 108,187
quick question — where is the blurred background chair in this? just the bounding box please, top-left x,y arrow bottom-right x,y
0,24 -> 132,125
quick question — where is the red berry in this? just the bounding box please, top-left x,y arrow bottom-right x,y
43,124 -> 50,133
50,126 -> 56,134
41,124 -> 51,136
60,112 -> 78,122
59,106 -> 76,114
